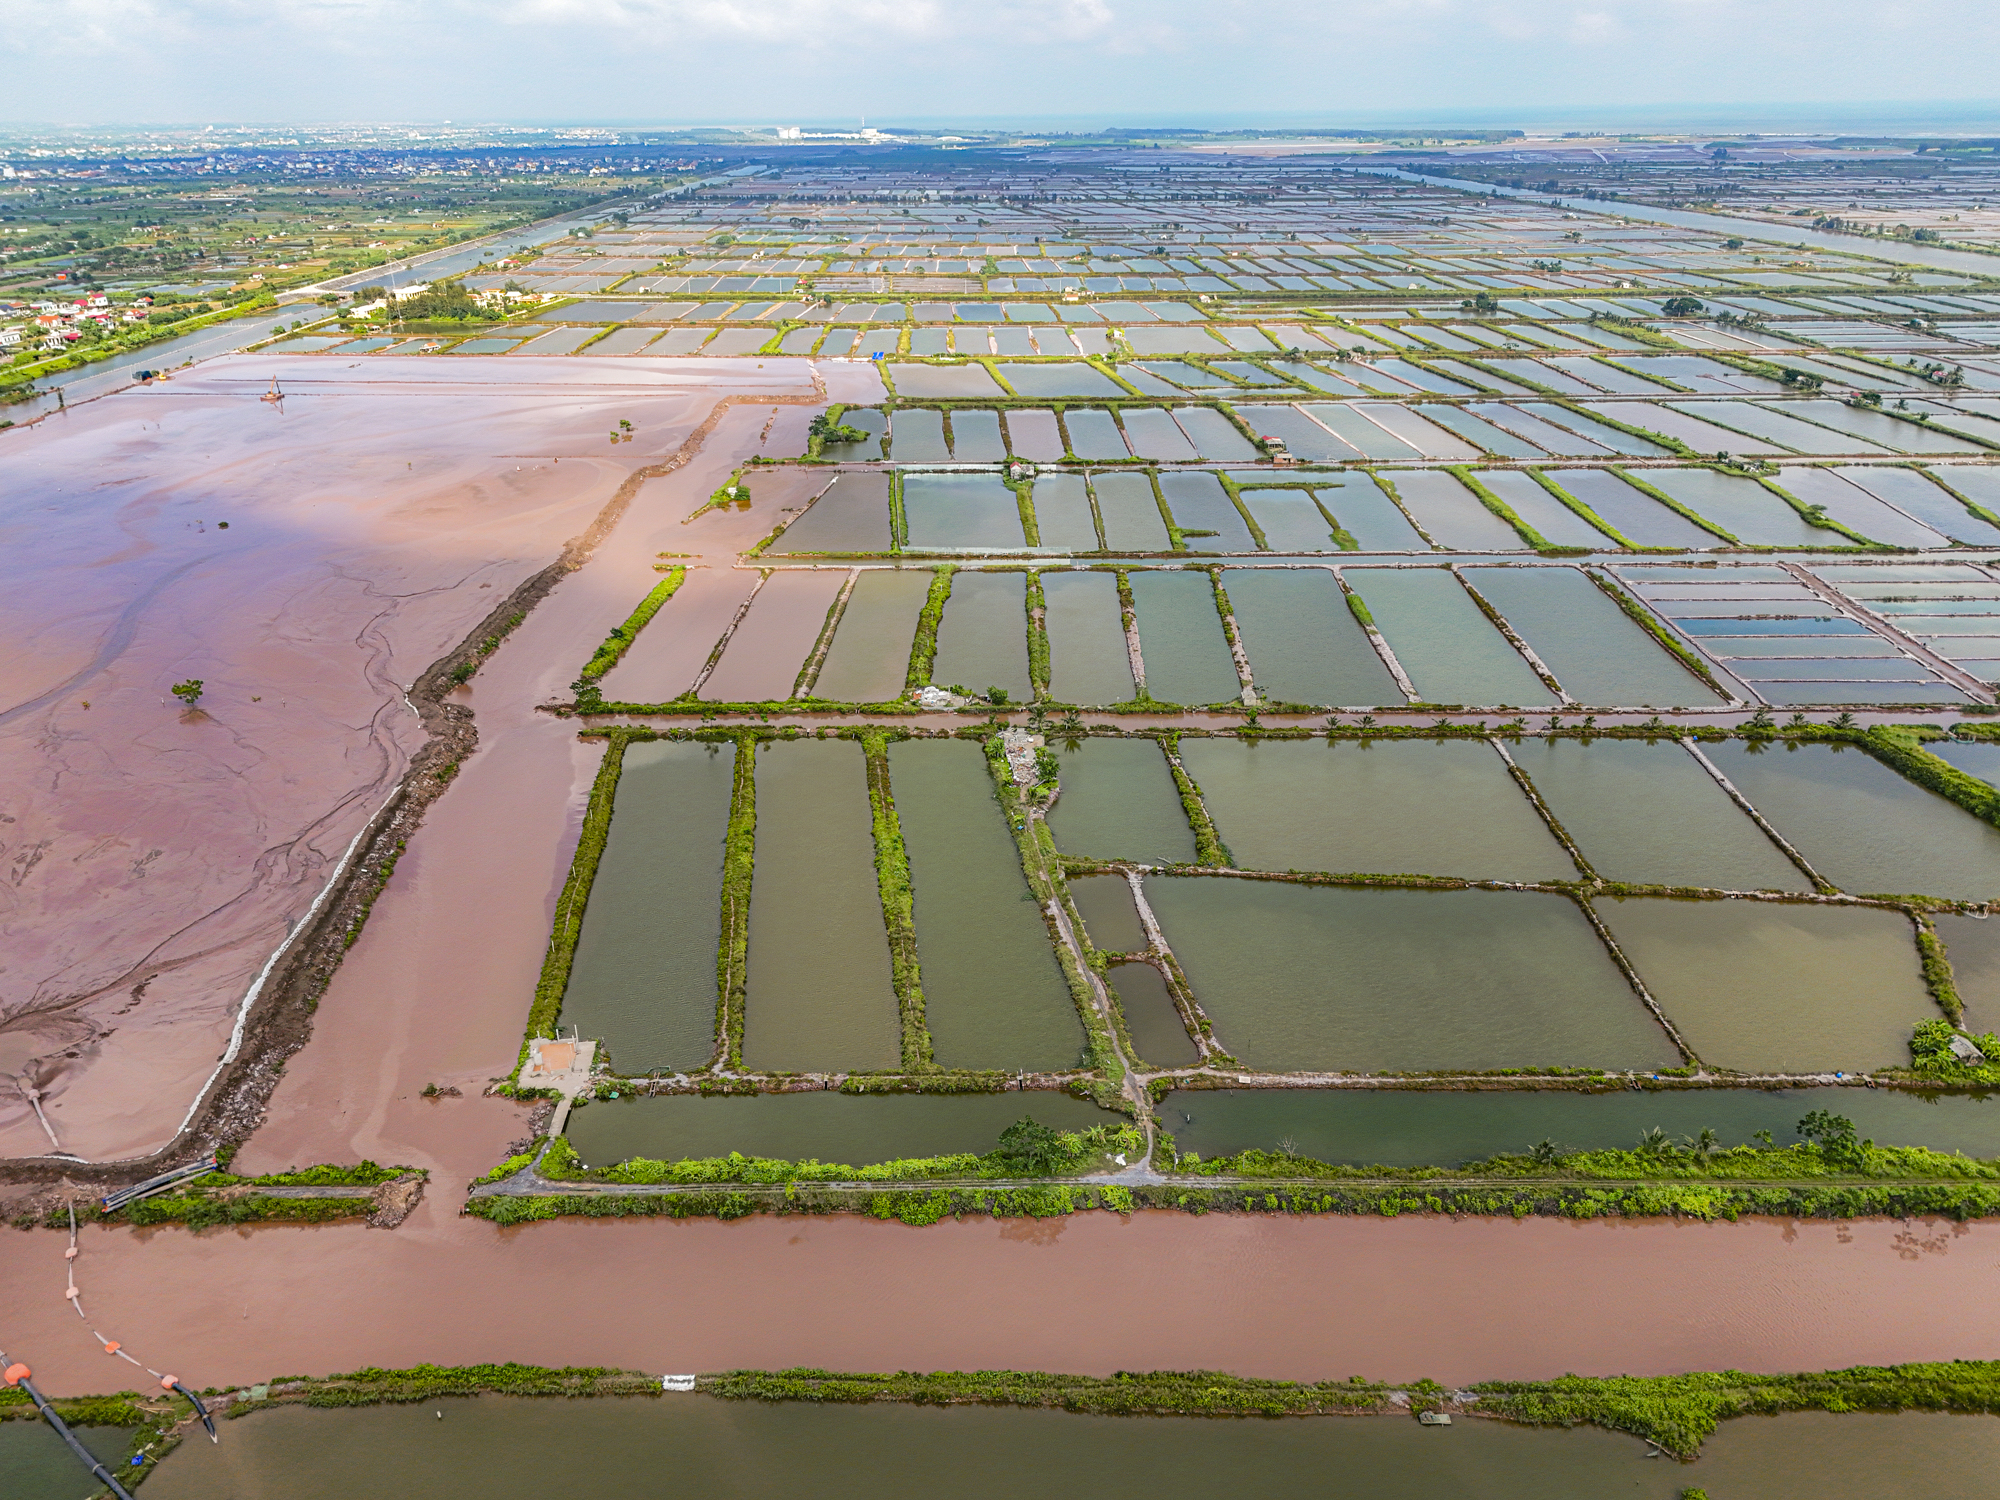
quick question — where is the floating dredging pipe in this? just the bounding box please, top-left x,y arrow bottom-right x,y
162,1373 -> 217,1441
1,1351 -> 137,1500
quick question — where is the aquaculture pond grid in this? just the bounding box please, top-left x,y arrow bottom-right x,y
440,160 -> 2000,1204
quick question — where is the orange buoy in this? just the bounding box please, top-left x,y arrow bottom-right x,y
100,1341 -> 120,1355
158,1375 -> 179,1392
3,1363 -> 29,1386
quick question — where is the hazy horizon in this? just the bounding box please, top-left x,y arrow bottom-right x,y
3,0 -> 1997,127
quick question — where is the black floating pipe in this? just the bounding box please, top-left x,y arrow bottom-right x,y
169,1379 -> 217,1441
4,1365 -> 136,1500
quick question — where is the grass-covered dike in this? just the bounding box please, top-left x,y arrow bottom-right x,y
19,1358 -> 2000,1471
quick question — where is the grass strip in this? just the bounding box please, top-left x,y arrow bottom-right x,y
1474,1361 -> 2000,1460
1161,733 -> 1232,866
463,1178 -> 2000,1235
1447,465 -> 1552,549
863,733 -> 933,1071
1025,570 -> 1051,698
519,733 -> 630,1078
537,1120 -> 1141,1188
1752,470 -> 1880,547
904,567 -> 954,691
1608,465 -> 1739,543
716,732 -> 759,1068
1914,913 -> 1963,1024
1524,467 -> 1638,548
576,567 -> 686,694
888,469 -> 909,548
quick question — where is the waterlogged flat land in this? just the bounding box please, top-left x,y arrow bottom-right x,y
1178,737 -> 1576,881
562,741 -> 734,1072
890,740 -> 1082,1070
1145,879 -> 1676,1072
1160,1087 -> 2000,1165
742,740 -> 900,1071
1711,741 -> 2000,901
1596,898 -> 1930,1073
1506,738 -> 1808,891
41,152 -> 2000,1455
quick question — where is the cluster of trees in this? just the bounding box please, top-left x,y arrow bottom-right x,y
383,279 -> 495,323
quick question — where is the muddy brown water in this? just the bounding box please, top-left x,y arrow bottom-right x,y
812,569 -> 930,702
700,570 -> 845,702
770,472 -> 891,553
1597,897 -> 1932,1074
0,357 -> 797,1161
597,565 -> 759,703
13,1206 -> 2000,1400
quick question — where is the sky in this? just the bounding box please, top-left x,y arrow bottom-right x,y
3,0 -> 1998,128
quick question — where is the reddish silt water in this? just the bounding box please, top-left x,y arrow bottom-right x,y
0,356 -> 815,1162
